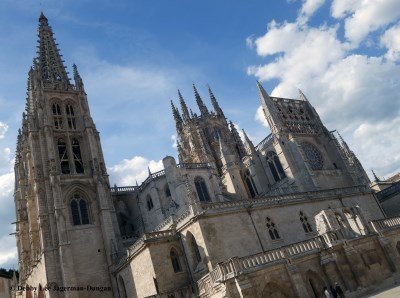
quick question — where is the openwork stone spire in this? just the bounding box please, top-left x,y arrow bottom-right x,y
37,12 -> 70,85
171,100 -> 183,128
178,90 -> 190,122
193,83 -> 209,115
208,85 -> 223,115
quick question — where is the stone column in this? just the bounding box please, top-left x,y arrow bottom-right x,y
285,262 -> 309,298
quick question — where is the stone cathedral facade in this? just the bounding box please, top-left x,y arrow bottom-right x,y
13,13 -> 400,298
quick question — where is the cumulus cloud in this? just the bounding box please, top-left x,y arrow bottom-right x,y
381,24 -> 400,61
0,122 -> 8,139
299,0 -> 326,20
248,1 -> 400,179
331,0 -> 400,46
108,156 -> 164,186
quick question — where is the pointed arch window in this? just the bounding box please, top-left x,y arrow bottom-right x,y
70,194 -> 89,225
72,139 -> 84,174
244,170 -> 258,198
300,211 -> 313,233
52,103 -> 63,129
58,139 -> 70,174
165,184 -> 171,198
194,177 -> 210,202
66,104 -> 76,130
266,151 -> 286,182
266,217 -> 280,240
170,248 -> 182,273
146,195 -> 154,210
187,232 -> 201,269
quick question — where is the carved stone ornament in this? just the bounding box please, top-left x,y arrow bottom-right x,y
301,142 -> 324,170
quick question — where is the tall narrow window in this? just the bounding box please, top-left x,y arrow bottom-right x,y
66,105 -> 76,130
170,248 -> 182,273
58,139 -> 70,174
300,211 -> 313,233
71,200 -> 80,225
70,194 -> 90,225
165,185 -> 171,197
244,170 -> 258,198
146,195 -> 154,210
194,177 -> 210,202
52,103 -> 63,129
266,217 -> 280,240
267,151 -> 286,182
187,232 -> 201,269
72,139 -> 84,174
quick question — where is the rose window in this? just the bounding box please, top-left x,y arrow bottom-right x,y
301,142 -> 324,170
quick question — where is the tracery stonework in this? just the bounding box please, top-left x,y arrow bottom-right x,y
12,13 -> 400,298
301,142 -> 324,170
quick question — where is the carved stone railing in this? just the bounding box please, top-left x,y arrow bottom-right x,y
114,229 -> 177,269
198,185 -> 370,213
177,162 -> 211,170
256,133 -> 274,151
206,233 -> 337,284
110,185 -> 137,194
371,216 -> 400,231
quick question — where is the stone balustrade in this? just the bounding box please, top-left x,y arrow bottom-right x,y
207,232 -> 335,284
371,216 -> 400,231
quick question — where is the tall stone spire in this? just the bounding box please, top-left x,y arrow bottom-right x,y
73,64 -> 84,90
208,85 -> 223,115
171,100 -> 183,129
193,84 -> 209,115
178,90 -> 190,122
229,121 -> 246,158
242,129 -> 256,155
37,12 -> 70,85
298,89 -> 308,101
372,170 -> 381,182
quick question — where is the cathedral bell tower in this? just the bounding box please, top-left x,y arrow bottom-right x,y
14,13 -> 119,297
257,81 -> 367,191
172,85 -> 249,199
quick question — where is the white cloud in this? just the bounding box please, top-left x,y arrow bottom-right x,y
248,22 -> 345,98
171,134 -> 177,149
0,172 -> 14,201
353,116 -> 400,178
255,106 -> 269,129
331,0 -> 400,45
248,2 -> 400,178
300,0 -> 326,19
381,24 -> 400,61
0,122 -> 8,139
108,156 -> 164,186
0,235 -> 17,267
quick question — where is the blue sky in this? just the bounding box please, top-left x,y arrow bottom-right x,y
0,0 -> 399,269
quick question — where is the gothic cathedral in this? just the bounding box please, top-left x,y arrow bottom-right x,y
13,13 -> 400,298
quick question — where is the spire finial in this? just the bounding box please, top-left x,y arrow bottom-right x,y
298,89 -> 308,101
372,170 -> 381,182
193,83 -> 209,115
242,129 -> 256,155
39,12 -> 48,26
178,89 -> 190,121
